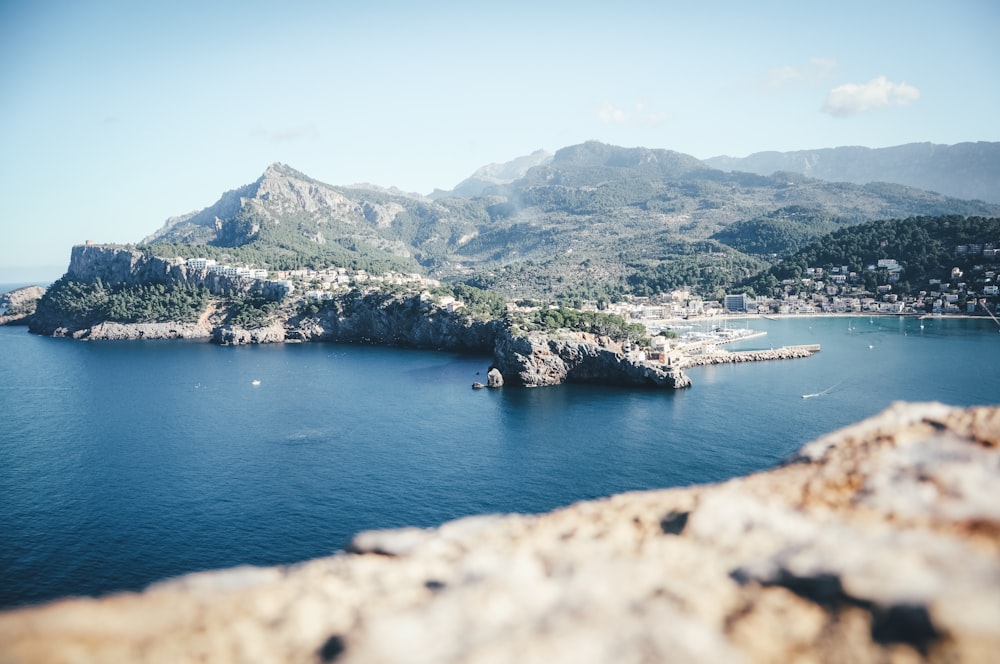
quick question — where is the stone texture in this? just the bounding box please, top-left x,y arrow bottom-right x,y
212,322 -> 288,345
0,286 -> 45,325
683,345 -> 817,366
492,330 -> 691,388
2,402 -> 996,663
284,293 -> 498,352
65,321 -> 213,340
486,367 -> 503,388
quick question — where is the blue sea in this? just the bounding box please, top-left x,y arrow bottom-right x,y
1,311 -> 998,609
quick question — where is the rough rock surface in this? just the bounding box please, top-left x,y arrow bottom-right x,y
492,330 -> 691,388
61,244 -> 286,299
5,402 -> 994,663
0,286 -> 45,325
683,345 -> 817,366
212,322 -> 289,345
283,293 -> 498,352
0,285 -> 46,310
28,245 -> 287,338
60,321 -> 213,341
486,367 -> 503,388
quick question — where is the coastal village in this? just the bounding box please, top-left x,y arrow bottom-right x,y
175,231 -> 1000,319
170,238 -> 1000,370
6,237 -> 995,380
182,247 -> 1000,321
170,257 -> 823,371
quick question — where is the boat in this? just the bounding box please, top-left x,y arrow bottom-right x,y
251,380 -> 261,386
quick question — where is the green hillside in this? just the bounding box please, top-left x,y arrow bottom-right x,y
138,143 -> 1000,302
740,215 -> 1000,299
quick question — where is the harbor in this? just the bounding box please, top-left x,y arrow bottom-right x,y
633,318 -> 821,371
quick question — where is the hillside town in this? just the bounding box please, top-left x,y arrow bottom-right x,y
606,243 -> 1000,323
180,239 -> 1000,326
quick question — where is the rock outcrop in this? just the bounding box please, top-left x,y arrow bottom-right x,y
1,402 -> 997,663
64,321 -> 213,341
212,322 -> 289,345
284,293 -> 498,353
0,285 -> 45,325
486,367 -> 503,388
28,245 -> 288,338
64,244 -> 284,298
492,330 -> 691,388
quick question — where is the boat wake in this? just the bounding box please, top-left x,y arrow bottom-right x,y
802,380 -> 844,399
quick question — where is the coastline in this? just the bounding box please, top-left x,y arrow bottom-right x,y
652,311 -> 994,324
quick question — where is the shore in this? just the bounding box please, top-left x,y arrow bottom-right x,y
642,311 -> 1000,332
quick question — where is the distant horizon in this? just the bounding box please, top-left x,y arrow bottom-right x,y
0,268 -> 63,286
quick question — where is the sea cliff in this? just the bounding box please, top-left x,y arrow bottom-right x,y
22,244 -> 698,389
1,402 -> 996,663
0,285 -> 46,325
63,244 -> 276,297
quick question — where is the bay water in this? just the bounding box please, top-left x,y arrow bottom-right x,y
1,313 -> 998,609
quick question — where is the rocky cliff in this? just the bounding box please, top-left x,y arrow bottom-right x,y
64,244 -> 279,297
283,293 -> 498,353
29,245 -> 285,339
492,330 -> 691,388
0,285 -> 46,325
0,402 -> 996,663
29,245 -> 704,389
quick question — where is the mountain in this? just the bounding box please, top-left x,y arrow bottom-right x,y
144,162 -> 486,273
140,142 -> 1000,300
704,142 -> 1000,204
431,149 -> 554,198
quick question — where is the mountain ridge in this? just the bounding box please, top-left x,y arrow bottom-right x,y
433,149 -> 554,199
704,141 -> 1000,204
139,141 -> 1000,300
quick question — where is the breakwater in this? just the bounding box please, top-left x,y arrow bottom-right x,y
682,344 -> 819,367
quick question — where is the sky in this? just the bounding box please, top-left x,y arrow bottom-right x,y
1,0 -> 998,280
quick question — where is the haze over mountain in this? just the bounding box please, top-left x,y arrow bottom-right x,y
432,149 -> 554,199
143,141 -> 1000,300
704,142 -> 1000,204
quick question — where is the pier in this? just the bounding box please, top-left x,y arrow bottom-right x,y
681,344 -> 820,367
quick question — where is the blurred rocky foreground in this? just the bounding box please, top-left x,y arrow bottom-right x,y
1,402 -> 998,664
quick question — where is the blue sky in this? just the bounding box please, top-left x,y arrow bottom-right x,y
1,0 -> 998,280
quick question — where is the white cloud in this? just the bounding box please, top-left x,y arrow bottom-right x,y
595,101 -> 669,126
821,76 -> 920,117
597,102 -> 628,125
764,56 -> 839,90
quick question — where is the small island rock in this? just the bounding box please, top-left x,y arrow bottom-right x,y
487,367 -> 504,388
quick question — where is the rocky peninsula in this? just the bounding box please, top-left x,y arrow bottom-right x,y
0,285 -> 45,325
11,244 -> 705,389
492,330 -> 691,388
1,401 -> 997,663
10,244 -> 832,389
